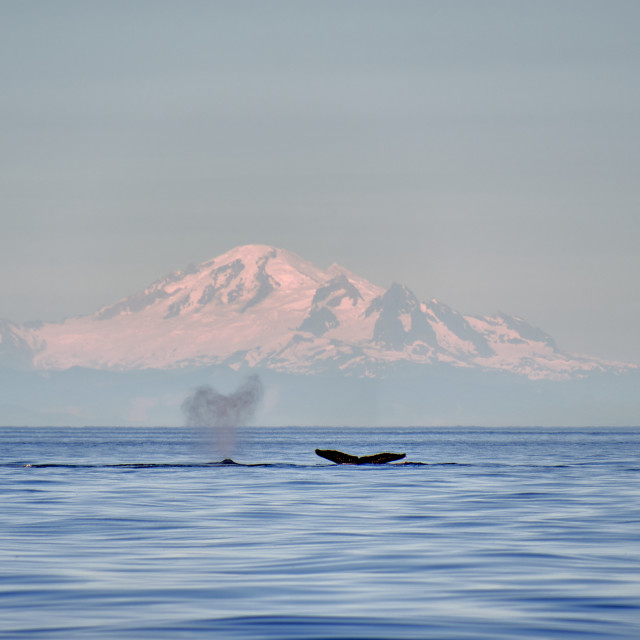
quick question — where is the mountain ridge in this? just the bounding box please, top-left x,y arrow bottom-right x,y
0,244 -> 632,380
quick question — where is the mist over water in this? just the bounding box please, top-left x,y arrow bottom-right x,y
181,375 -> 263,459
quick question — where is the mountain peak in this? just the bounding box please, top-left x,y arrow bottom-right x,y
371,283 -> 437,351
210,243 -> 276,266
2,245 -> 631,380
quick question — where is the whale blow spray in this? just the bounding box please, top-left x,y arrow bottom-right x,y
181,375 -> 263,460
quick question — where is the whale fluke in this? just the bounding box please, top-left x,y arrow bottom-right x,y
315,449 -> 406,465
357,452 -> 407,464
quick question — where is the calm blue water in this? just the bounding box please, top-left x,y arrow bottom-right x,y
1,426 -> 639,639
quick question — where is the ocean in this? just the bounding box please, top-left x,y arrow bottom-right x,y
1,426 -> 639,639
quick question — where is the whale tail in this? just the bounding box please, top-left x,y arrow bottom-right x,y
315,449 -> 406,465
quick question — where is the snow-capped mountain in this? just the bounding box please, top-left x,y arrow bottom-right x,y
1,245 -> 630,380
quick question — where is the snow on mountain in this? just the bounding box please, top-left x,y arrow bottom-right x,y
0,319 -> 43,370
2,244 -> 631,380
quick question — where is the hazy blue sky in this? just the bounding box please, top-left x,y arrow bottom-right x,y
2,1 -> 639,363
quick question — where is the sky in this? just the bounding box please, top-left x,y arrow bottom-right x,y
1,0 -> 639,364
